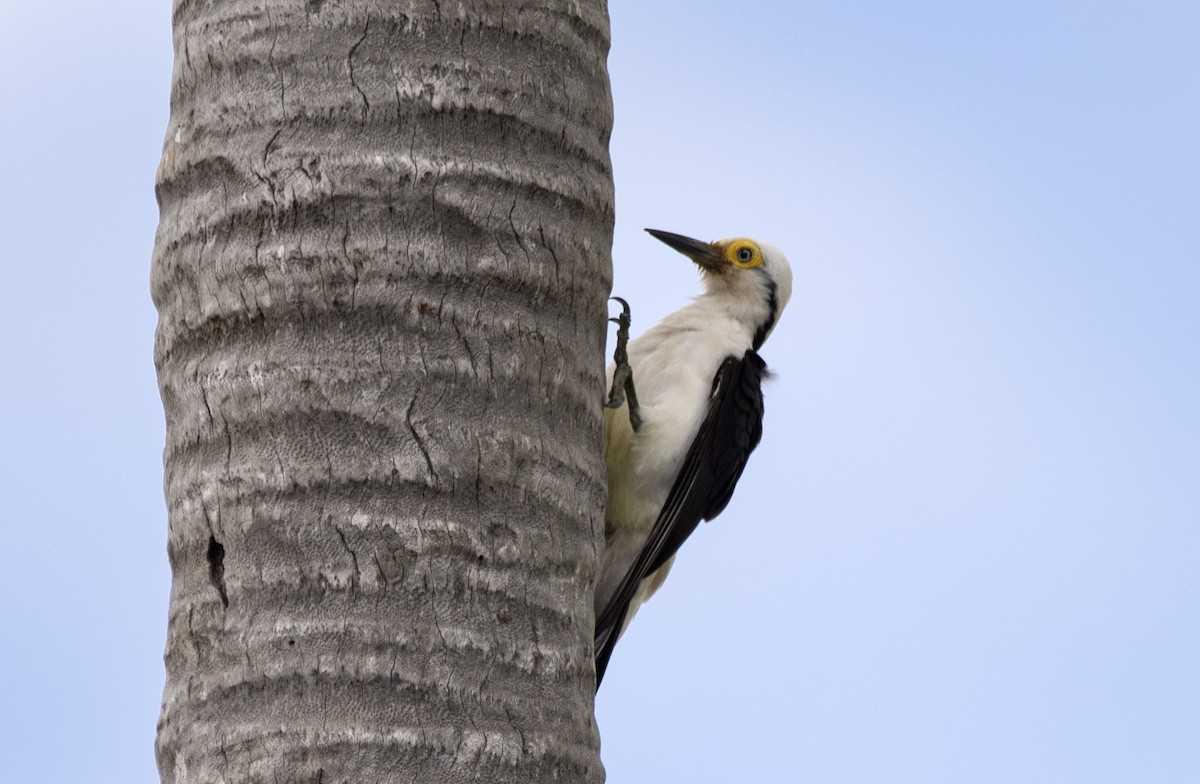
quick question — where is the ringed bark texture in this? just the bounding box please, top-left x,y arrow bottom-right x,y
152,1 -> 613,782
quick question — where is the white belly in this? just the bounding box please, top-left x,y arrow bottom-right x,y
596,312 -> 752,627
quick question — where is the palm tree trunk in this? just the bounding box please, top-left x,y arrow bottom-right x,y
153,2 -> 613,781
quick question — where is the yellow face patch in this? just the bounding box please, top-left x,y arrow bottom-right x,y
723,239 -> 764,269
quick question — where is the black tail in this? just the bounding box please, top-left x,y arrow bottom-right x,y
593,603 -> 629,690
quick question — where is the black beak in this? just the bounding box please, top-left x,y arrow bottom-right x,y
645,229 -> 723,270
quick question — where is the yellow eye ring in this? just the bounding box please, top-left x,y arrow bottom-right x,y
726,240 -> 762,268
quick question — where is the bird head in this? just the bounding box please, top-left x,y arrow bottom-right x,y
645,228 -> 793,349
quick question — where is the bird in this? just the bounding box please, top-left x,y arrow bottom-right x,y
595,228 -> 793,687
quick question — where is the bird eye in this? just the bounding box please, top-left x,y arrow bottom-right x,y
737,248 -> 754,263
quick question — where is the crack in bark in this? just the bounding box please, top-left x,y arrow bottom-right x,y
206,535 -> 230,608
405,394 -> 437,484
333,524 -> 361,590
347,21 -> 370,113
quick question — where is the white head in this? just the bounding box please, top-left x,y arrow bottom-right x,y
646,228 -> 793,349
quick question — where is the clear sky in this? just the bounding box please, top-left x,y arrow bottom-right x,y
1,2 -> 1197,782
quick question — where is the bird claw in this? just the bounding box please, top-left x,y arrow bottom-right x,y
605,296 -> 642,431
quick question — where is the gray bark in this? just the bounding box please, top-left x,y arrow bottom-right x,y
152,1 -> 613,782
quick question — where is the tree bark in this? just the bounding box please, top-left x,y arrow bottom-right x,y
152,2 -> 613,782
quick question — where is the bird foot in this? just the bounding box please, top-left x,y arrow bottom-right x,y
605,296 -> 643,431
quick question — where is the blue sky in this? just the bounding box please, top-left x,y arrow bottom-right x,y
1,2 -> 1197,782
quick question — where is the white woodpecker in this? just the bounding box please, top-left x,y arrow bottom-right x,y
595,228 -> 793,687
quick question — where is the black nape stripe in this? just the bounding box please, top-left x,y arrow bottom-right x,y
752,279 -> 779,351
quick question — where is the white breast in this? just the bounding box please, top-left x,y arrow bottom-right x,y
596,298 -> 756,616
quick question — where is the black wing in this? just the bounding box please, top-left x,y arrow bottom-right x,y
594,349 -> 767,687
